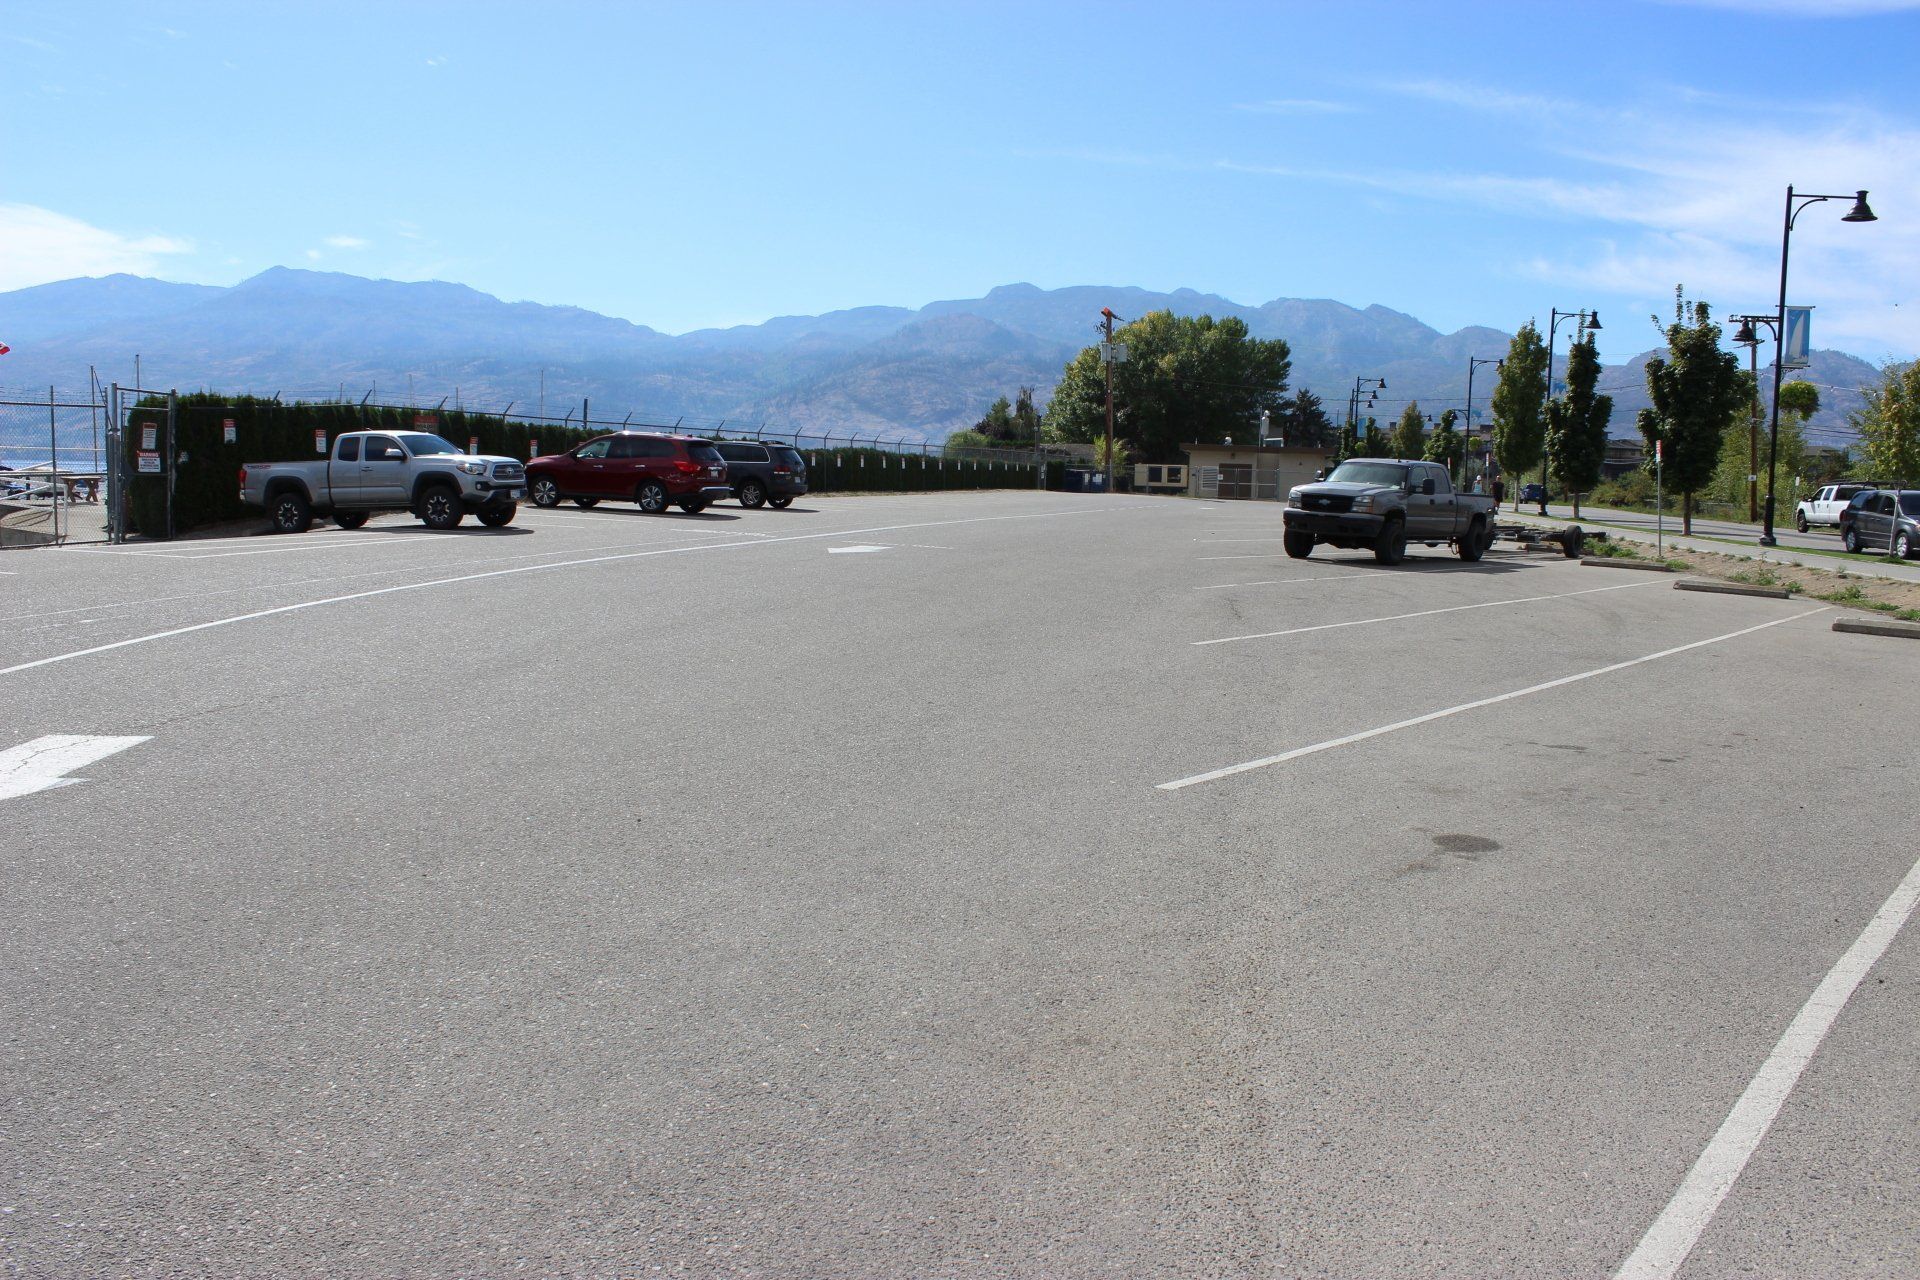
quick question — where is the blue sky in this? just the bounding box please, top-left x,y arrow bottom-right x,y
3,0 -> 1917,362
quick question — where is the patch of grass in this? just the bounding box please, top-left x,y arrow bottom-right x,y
1823,584 -> 1869,605
1664,560 -> 1690,572
1899,608 -> 1920,622
1582,540 -> 1643,560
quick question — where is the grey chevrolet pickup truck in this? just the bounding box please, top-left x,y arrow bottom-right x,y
241,430 -> 525,532
1283,458 -> 1498,564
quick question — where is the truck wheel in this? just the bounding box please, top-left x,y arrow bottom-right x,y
637,481 -> 669,514
270,490 -> 312,534
1795,511 -> 1808,533
420,485 -> 464,530
478,504 -> 516,528
768,495 -> 794,509
571,497 -> 599,509
1456,518 -> 1486,562
1283,530 -> 1314,559
1373,517 -> 1406,565
738,479 -> 767,508
333,511 -> 369,530
530,476 -> 561,508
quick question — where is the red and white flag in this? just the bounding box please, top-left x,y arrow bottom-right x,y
0,342 -> 11,356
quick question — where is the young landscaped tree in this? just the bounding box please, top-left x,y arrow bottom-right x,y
1491,321 -> 1549,510
1423,408 -> 1463,479
1853,360 -> 1920,486
1636,290 -> 1750,535
1044,310 -> 1291,462
1012,386 -> 1041,444
1391,401 -> 1427,460
1545,332 -> 1612,518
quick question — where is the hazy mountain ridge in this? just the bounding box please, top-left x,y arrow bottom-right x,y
0,269 -> 1878,447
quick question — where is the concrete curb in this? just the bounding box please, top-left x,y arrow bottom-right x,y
1581,557 -> 1675,572
1833,616 -> 1920,640
1675,578 -> 1793,599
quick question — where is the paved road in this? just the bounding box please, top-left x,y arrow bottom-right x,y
3,492 -> 1915,1277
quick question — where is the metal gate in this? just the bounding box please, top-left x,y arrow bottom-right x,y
0,387 -> 118,547
104,385 -> 179,544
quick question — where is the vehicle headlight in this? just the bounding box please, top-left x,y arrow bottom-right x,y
1287,488 -> 1303,508
460,461 -> 486,475
1351,496 -> 1373,513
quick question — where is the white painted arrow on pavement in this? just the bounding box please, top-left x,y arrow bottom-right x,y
0,735 -> 151,802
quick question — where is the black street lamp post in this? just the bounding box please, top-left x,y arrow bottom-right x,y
1347,375 -> 1386,453
1464,355 -> 1502,489
1541,307 -> 1601,513
1758,186 -> 1876,547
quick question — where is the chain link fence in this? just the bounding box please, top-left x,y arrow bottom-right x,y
0,388 -> 114,547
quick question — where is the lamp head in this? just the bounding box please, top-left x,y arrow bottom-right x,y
1733,320 -> 1759,347
1843,190 -> 1877,223
1584,310 -> 1602,331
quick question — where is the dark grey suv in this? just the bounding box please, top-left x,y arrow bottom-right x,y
713,441 -> 808,508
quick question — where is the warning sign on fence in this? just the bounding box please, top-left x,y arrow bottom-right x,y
137,452 -> 160,474
223,419 -> 237,444
314,429 -> 327,454
141,426 -> 156,449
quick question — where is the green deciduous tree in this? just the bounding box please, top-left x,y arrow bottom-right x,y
1853,361 -> 1920,486
1044,310 -> 1291,461
1424,408 -> 1463,478
1391,401 -> 1427,461
1545,333 -> 1612,518
1636,290 -> 1751,534
1012,386 -> 1041,443
1491,321 -> 1548,509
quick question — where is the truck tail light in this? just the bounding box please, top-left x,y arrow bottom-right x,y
773,467 -> 791,476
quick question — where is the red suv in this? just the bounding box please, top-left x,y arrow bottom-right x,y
526,433 -> 733,514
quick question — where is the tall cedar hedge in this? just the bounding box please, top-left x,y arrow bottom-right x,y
123,395 -> 1062,537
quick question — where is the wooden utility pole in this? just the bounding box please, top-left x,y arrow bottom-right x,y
1101,307 -> 1117,491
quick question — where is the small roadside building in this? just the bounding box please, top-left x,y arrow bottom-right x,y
1178,442 -> 1335,501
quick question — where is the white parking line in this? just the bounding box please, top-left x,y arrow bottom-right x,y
0,505 -> 1131,679
1195,580 -> 1657,645
1157,609 -> 1830,790
1197,554 -> 1292,561
1614,849 -> 1920,1280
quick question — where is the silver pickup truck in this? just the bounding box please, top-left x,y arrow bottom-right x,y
241,430 -> 526,532
1283,458 -> 1499,564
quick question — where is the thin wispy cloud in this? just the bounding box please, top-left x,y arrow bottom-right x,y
324,235 -> 369,250
0,204 -> 191,291
4,32 -> 56,51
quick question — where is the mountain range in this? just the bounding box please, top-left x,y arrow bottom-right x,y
0,268 -> 1879,449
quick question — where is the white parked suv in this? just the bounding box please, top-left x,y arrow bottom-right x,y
1795,483 -> 1878,532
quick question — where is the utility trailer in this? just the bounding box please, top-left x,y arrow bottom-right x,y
1490,521 -> 1600,558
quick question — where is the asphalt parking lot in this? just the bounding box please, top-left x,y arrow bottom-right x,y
3,491 -> 1916,1278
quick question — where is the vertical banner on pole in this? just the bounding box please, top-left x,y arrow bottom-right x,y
1783,307 -> 1813,369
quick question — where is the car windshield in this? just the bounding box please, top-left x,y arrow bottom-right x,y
398,433 -> 462,455
1326,461 -> 1409,487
